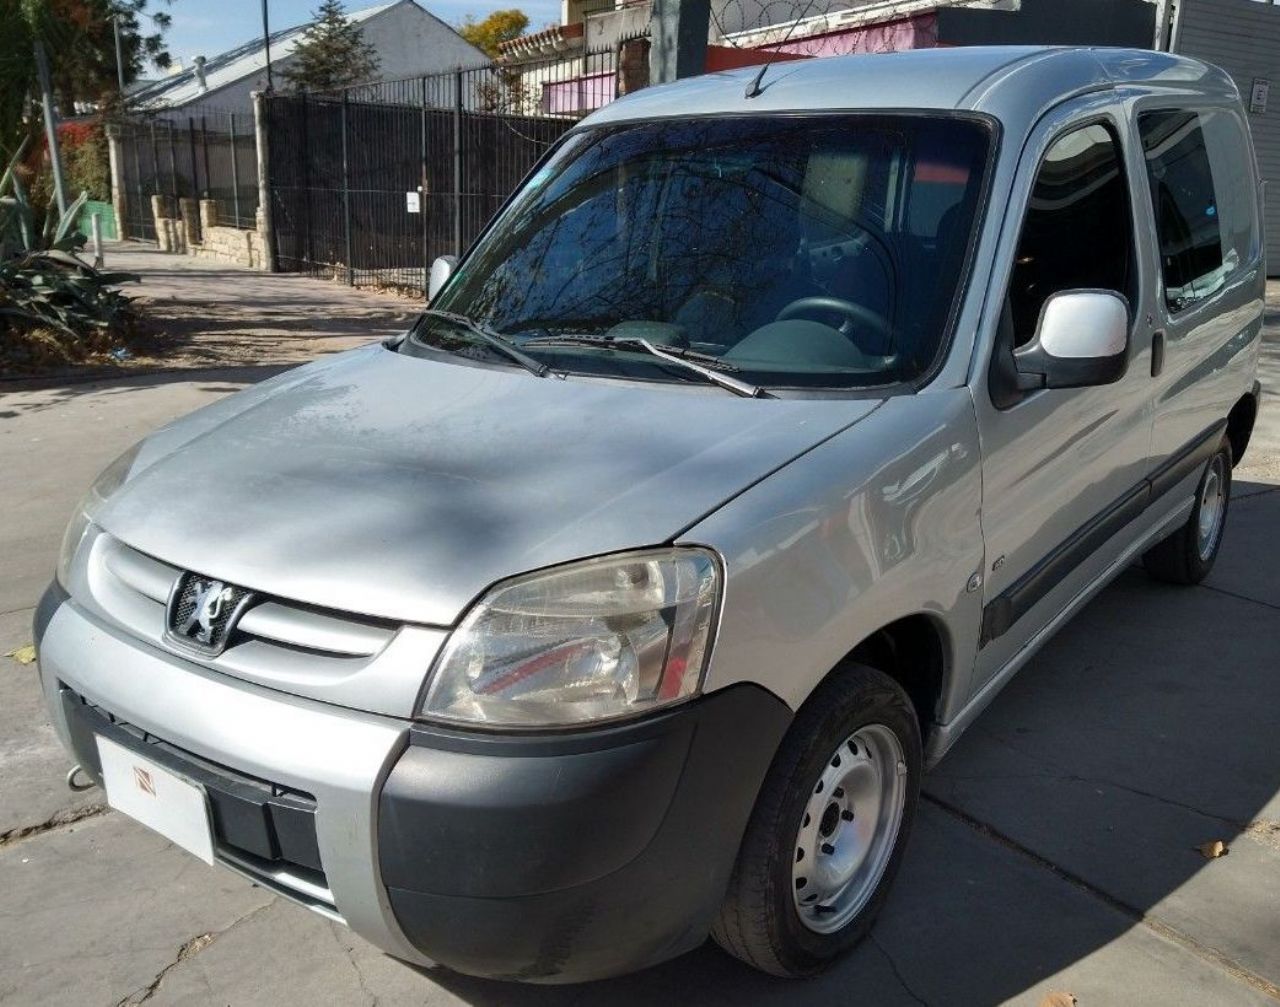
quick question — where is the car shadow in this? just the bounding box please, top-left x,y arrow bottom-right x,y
402,482 -> 1280,1004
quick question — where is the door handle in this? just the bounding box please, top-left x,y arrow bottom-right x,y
1151,331 -> 1166,377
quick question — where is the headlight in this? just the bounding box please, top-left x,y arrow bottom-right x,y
421,548 -> 721,728
56,442 -> 143,588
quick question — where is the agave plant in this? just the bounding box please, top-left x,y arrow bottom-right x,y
1,141 -> 139,342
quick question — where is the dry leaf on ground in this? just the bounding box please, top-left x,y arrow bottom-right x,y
1197,840 -> 1229,859
1039,993 -> 1077,1007
5,644 -> 36,665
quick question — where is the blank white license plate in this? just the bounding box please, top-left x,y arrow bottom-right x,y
96,735 -> 214,864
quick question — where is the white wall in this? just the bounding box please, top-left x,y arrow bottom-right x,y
179,1 -> 487,115
359,1 -> 489,77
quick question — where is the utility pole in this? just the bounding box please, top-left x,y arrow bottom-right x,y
649,0 -> 710,85
32,40 -> 70,218
262,0 -> 274,91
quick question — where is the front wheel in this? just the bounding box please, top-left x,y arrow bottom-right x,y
711,664 -> 921,978
1143,435 -> 1232,585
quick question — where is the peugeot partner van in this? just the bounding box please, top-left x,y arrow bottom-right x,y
36,46 -> 1264,982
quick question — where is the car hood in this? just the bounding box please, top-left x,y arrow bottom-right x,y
99,345 -> 880,626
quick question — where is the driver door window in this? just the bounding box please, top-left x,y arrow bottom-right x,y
1007,124 -> 1136,346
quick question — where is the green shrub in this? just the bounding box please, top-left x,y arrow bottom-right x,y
1,142 -> 138,349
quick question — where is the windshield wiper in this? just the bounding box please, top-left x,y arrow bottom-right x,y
418,309 -> 551,378
522,335 -> 771,399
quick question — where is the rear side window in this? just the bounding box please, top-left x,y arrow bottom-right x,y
1138,110 -> 1250,312
1007,124 -> 1135,345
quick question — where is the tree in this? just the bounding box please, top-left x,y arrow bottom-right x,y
281,0 -> 381,93
0,0 -> 173,159
458,9 -> 529,58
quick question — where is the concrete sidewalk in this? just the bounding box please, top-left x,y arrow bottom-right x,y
1,243 -> 419,383
1,279 -> 1278,1006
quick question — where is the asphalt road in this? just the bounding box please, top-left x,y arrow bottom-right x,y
1,271 -> 1278,1006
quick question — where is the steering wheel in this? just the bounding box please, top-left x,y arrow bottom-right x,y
776,296 -> 890,340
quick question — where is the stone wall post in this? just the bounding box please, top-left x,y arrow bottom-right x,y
150,194 -> 172,251
178,197 -> 201,249
251,91 -> 276,272
106,124 -> 128,240
198,198 -> 219,232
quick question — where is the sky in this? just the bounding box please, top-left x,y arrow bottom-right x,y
158,0 -> 561,69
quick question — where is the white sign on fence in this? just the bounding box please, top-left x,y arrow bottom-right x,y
406,191 -> 421,213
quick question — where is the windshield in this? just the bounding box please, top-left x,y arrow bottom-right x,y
422,113 -> 992,390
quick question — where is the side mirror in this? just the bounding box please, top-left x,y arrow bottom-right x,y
428,255 -> 458,302
1013,289 -> 1130,391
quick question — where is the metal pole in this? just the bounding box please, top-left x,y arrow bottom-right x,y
262,0 -> 274,91
201,116 -> 212,199
1152,0 -> 1172,51
131,130 -> 144,235
112,13 -> 126,93
341,91 -> 353,285
33,40 -> 70,217
299,94 -> 312,269
148,120 -> 159,194
229,113 -> 242,226
421,76 -> 429,298
91,213 -> 104,268
188,117 -> 199,197
167,122 -> 178,199
452,69 -> 463,256
649,0 -> 710,84
1167,0 -> 1187,54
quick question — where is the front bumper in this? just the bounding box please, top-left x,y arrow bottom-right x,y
35,584 -> 792,983
35,582 -> 423,963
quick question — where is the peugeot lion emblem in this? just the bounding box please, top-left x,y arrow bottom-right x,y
182,580 -> 234,644
165,573 -> 252,655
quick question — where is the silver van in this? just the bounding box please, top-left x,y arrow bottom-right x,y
36,46 -> 1264,983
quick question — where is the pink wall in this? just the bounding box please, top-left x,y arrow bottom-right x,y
540,13 -> 939,116
541,71 -> 614,115
760,13 -> 938,58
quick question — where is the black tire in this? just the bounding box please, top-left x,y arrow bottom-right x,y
710,664 -> 921,978
1142,435 -> 1232,586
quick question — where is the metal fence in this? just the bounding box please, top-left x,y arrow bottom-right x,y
264,47 -> 632,292
116,105 -> 260,240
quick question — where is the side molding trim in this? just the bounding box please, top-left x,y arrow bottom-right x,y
980,419 -> 1226,647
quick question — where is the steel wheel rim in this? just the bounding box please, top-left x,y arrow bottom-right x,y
792,723 -> 907,934
1197,455 -> 1226,561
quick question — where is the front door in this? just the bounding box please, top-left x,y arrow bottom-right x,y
971,102 -> 1158,687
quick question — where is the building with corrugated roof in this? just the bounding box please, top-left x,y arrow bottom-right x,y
129,0 -> 485,115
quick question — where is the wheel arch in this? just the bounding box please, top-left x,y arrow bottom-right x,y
1226,384 -> 1260,467
835,612 -> 950,749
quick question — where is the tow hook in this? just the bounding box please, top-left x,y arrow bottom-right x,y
65,765 -> 95,792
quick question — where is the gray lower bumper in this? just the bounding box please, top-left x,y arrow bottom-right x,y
35,587 -> 427,965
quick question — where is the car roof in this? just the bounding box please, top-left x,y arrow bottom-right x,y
581,46 -> 1239,132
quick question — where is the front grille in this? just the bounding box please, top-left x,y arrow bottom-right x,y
85,533 -> 399,679
63,689 -> 336,913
